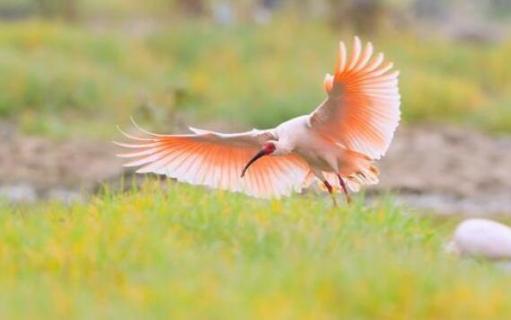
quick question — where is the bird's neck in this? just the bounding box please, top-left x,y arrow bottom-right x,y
274,139 -> 294,155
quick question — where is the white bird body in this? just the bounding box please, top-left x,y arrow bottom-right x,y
115,37 -> 400,203
274,115 -> 345,172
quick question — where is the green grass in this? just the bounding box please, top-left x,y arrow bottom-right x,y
0,18 -> 510,138
0,181 -> 510,319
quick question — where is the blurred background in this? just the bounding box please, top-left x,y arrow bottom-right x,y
0,0 -> 510,214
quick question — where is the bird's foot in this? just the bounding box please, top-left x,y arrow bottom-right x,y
331,195 -> 338,207
337,174 -> 352,205
344,193 -> 352,205
323,180 -> 338,208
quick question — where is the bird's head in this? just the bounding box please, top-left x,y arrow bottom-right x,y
241,141 -> 277,178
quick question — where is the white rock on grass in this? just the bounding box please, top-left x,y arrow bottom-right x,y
447,219 -> 511,260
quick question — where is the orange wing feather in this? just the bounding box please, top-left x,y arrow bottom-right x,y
115,126 -> 310,199
311,36 -> 400,160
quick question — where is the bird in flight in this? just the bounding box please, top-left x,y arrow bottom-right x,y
115,37 -> 400,205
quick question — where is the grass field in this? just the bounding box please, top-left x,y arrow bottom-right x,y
1,19 -> 510,137
2,12 -> 511,319
0,181 -> 510,319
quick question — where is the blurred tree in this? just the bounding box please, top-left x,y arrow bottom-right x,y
413,0 -> 447,20
489,0 -> 511,18
36,0 -> 80,22
176,0 -> 205,17
327,0 -> 389,35
0,0 -> 34,20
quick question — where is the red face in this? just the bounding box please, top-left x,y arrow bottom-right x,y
262,142 -> 276,154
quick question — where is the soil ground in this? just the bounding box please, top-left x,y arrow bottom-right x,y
376,125 -> 511,215
1,124 -> 510,215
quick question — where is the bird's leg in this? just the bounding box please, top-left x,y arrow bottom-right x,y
323,180 -> 337,207
337,174 -> 352,204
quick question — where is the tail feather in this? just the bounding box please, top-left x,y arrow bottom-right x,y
317,147 -> 380,193
320,164 -> 379,193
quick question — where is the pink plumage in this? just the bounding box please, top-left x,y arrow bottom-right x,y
114,37 -> 401,204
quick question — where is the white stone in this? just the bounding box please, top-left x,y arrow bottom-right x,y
0,184 -> 37,203
450,219 -> 511,260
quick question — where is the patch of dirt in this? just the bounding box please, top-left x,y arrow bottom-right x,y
0,125 -> 124,202
375,125 -> 511,215
1,124 -> 510,215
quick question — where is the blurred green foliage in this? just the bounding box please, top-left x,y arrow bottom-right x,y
0,181 -> 510,318
0,18 -> 510,137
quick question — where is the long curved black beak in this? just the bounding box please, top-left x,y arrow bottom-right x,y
241,149 -> 267,177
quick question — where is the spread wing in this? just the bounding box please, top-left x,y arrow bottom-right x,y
114,124 -> 310,199
309,36 -> 401,159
